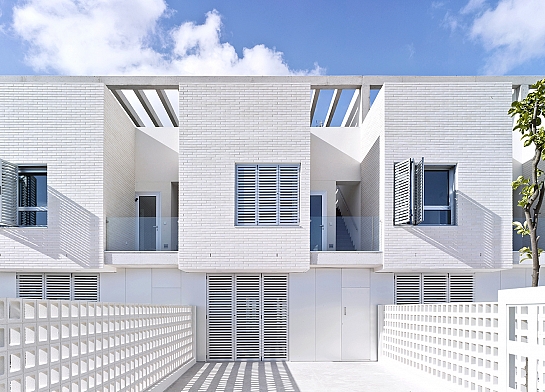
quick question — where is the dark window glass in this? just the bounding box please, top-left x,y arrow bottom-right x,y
424,170 -> 449,206
423,210 -> 451,225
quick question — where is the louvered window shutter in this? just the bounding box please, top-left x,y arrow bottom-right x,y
257,166 -> 279,225
73,275 -> 99,301
262,275 -> 288,360
413,158 -> 424,225
207,275 -> 235,360
422,274 -> 448,303
17,274 -> 44,299
0,159 -> 18,226
394,159 -> 412,225
278,165 -> 299,225
236,165 -> 257,225
449,275 -> 473,302
394,274 -> 421,304
45,274 -> 71,300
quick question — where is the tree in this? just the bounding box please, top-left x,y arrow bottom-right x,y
511,78 -> 545,287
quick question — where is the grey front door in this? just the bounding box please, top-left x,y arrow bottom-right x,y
138,195 -> 157,251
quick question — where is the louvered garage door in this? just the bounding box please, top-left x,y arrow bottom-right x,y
207,274 -> 288,361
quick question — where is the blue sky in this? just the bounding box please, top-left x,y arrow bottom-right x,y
0,0 -> 544,76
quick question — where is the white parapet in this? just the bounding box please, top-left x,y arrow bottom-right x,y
0,298 -> 195,392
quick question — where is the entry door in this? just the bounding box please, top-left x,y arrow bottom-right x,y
341,288 -> 370,360
137,194 -> 160,251
310,193 -> 326,251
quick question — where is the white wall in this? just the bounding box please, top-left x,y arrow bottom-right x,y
178,83 -> 310,272
382,83 -> 513,271
0,83 -> 105,270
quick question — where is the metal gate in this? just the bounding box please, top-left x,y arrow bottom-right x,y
207,274 -> 288,361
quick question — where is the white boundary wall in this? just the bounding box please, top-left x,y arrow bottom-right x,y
380,287 -> 545,392
0,299 -> 195,392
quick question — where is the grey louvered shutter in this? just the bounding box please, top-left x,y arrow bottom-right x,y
236,165 -> 257,225
73,274 -> 99,301
17,274 -> 44,299
394,159 -> 412,225
449,275 -> 473,302
422,274 -> 448,303
258,165 -> 279,225
413,157 -> 424,225
0,159 -> 18,226
45,274 -> 71,300
207,275 -> 234,360
394,274 -> 421,304
279,165 -> 299,225
262,275 -> 288,360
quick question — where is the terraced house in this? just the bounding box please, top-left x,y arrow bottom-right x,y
0,75 -> 541,364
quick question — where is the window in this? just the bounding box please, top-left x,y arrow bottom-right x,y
18,166 -> 47,226
423,168 -> 454,225
393,158 -> 455,226
394,274 -> 473,304
17,273 -> 100,301
1,160 -> 47,227
236,164 -> 299,226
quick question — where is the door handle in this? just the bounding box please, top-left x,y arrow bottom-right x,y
344,307 -> 346,315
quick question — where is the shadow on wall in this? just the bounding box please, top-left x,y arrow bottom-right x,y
405,191 -> 503,268
165,361 -> 300,392
0,186 -> 100,268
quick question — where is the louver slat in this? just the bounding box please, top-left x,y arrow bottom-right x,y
236,166 -> 257,225
413,158 -> 424,225
395,274 -> 421,304
73,275 -> 99,301
449,275 -> 473,302
394,159 -> 412,225
262,275 -> 288,360
422,275 -> 448,304
235,275 -> 261,360
0,159 -> 18,226
207,275 -> 234,360
17,274 -> 44,299
45,274 -> 71,300
257,166 -> 279,225
279,166 -> 299,225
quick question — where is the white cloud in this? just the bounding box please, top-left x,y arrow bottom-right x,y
464,0 -> 545,74
11,1 -> 321,75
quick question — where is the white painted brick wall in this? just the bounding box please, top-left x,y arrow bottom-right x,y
0,83 -> 105,269
382,83 -> 513,270
178,83 -> 310,272
103,88 -> 136,251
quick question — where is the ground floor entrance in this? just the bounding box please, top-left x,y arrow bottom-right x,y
206,274 -> 288,361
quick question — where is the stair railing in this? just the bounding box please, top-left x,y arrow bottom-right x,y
335,187 -> 359,249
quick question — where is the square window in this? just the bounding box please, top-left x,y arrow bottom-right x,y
422,168 -> 454,225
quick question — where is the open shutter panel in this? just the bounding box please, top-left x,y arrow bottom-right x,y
394,274 -> 421,304
17,274 -> 44,299
394,159 -> 412,225
0,159 -> 18,226
279,165 -> 299,225
257,166 -> 279,225
422,274 -> 448,303
73,275 -> 99,301
413,157 -> 424,225
45,274 -> 71,300
449,275 -> 473,302
236,165 -> 257,225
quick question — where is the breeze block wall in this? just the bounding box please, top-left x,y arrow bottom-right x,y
0,83 -> 105,270
178,82 -> 310,272
382,82 -> 513,270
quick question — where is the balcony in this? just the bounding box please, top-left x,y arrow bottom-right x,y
105,217 -> 178,267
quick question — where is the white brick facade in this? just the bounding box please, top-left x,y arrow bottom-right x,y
178,83 -> 310,272
0,83 -> 105,270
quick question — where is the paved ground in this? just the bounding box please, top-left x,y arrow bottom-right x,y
165,360 -> 463,392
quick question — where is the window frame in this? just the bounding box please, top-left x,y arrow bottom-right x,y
17,165 -> 48,227
235,163 -> 300,227
421,165 -> 455,226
